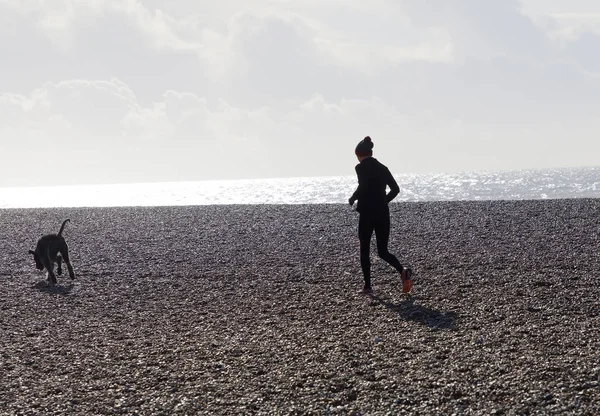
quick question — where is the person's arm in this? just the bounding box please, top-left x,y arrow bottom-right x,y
349,165 -> 365,205
385,168 -> 400,203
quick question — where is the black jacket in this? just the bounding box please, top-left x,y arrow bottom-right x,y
350,157 -> 399,214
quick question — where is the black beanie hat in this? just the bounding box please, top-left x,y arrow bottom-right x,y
355,136 -> 374,157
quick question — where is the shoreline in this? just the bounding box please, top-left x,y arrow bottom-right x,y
1,195 -> 599,210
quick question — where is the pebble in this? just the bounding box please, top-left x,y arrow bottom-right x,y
1,200 -> 598,414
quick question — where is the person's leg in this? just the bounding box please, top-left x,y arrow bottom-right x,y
374,213 -> 403,272
358,214 -> 375,290
374,212 -> 413,293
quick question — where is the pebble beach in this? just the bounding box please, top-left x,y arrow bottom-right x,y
1,199 -> 599,415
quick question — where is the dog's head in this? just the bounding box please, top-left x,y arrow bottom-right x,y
28,250 -> 44,270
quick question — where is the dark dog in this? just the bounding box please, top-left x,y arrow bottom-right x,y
29,219 -> 76,284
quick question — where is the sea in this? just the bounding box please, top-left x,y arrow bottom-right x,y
0,167 -> 598,209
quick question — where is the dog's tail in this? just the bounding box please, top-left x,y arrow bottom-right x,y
57,219 -> 70,237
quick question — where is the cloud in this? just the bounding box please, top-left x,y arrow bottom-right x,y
0,0 -> 454,101
0,0 -> 208,106
1,0 -> 600,186
562,31 -> 600,74
401,0 -> 553,61
0,78 -> 445,184
4,73 -> 599,187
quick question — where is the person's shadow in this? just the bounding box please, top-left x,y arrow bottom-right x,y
368,293 -> 457,330
32,281 -> 74,295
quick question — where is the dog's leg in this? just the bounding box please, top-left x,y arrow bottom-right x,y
44,256 -> 57,285
61,246 -> 76,280
56,255 -> 63,276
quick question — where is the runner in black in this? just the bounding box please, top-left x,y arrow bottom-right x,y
348,136 -> 413,294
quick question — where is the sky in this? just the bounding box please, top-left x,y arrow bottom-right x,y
1,0 -> 600,187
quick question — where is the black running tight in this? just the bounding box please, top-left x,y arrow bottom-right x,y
358,211 -> 404,288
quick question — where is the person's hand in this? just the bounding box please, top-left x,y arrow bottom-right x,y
348,197 -> 355,206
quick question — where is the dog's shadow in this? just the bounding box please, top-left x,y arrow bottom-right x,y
32,280 -> 74,295
368,293 -> 458,330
